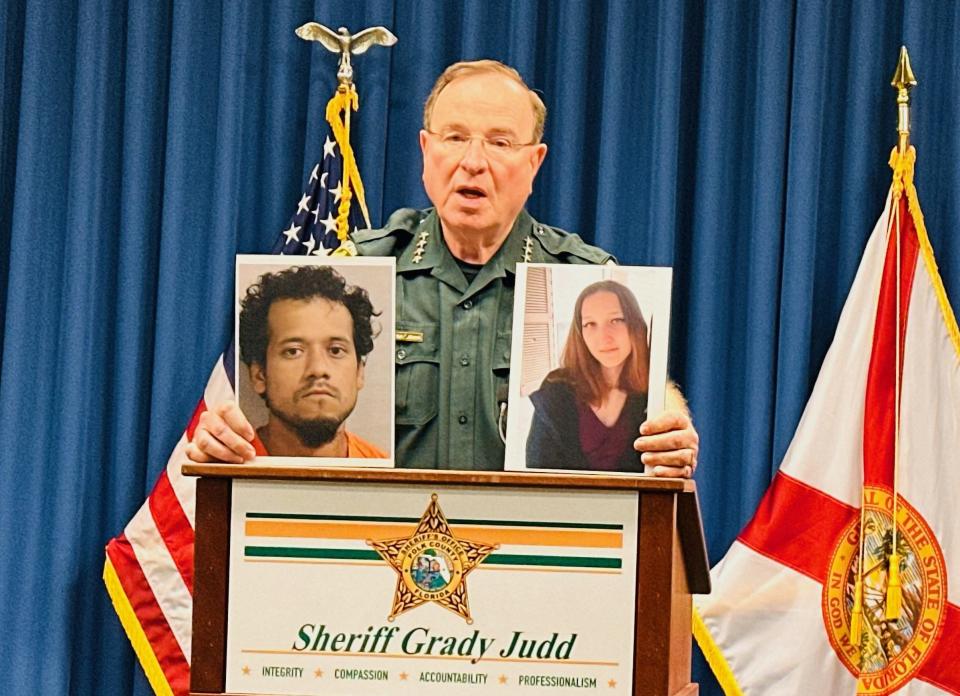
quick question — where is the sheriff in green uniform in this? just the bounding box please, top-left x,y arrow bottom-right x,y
189,59 -> 699,478
353,208 -> 611,470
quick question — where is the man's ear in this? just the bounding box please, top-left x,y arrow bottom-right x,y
356,359 -> 366,391
250,363 -> 267,397
531,142 -> 548,170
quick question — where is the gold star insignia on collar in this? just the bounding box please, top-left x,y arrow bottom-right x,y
522,236 -> 534,262
368,494 -> 498,623
412,230 -> 429,263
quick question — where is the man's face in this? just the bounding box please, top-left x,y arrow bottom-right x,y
249,297 -> 365,440
420,72 -> 548,242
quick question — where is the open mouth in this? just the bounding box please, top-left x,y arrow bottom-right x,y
456,186 -> 487,200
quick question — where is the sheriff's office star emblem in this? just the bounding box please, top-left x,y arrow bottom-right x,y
368,494 -> 497,623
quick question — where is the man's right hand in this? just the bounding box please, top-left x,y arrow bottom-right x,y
185,401 -> 257,463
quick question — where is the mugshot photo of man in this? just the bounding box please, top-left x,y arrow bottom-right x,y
237,262 -> 391,459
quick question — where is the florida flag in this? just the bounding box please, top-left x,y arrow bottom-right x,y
694,147 -> 960,695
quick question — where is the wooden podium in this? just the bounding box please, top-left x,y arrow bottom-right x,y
184,465 -> 710,696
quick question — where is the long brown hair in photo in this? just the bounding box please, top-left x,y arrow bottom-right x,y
559,280 -> 650,405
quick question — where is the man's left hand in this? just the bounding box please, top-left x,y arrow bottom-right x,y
633,411 -> 699,478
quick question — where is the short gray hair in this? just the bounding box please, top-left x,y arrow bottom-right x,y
422,59 -> 546,143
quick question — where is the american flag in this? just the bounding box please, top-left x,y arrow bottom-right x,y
103,89 -> 369,696
274,126 -> 370,256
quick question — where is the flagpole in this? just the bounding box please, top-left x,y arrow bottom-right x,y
296,22 -> 394,239
885,46 -> 917,622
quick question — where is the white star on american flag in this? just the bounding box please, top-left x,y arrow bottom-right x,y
323,136 -> 336,159
282,223 -> 301,245
311,205 -> 322,224
297,193 -> 311,215
309,163 -> 319,183
320,172 -> 328,189
301,236 -> 316,255
320,212 -> 338,235
330,180 -> 343,204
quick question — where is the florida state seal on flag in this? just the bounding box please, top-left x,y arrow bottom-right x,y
694,146 -> 960,695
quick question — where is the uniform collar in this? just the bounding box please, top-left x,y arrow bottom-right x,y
492,209 -> 537,277
396,209 -> 537,289
397,209 -> 444,274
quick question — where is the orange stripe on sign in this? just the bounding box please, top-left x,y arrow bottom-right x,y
245,520 -> 411,540
245,520 -> 623,549
737,471 -> 857,584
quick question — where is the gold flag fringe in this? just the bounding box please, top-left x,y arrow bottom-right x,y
103,557 -> 175,696
325,84 -> 371,248
692,608 -> 745,696
891,146 -> 960,359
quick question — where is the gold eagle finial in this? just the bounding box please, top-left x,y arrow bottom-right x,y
295,23 -> 398,86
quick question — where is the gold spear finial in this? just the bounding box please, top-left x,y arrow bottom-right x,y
890,46 -> 917,153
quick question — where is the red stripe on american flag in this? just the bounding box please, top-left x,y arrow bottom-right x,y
148,472 -> 195,593
862,196 -> 919,486
737,471 -> 857,584
106,534 -> 191,696
186,398 -> 207,441
918,602 -> 960,694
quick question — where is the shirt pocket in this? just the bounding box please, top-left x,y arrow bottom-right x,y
491,328 -> 512,422
395,324 -> 439,426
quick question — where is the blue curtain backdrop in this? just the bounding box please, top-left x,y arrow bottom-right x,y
1,1 -> 958,694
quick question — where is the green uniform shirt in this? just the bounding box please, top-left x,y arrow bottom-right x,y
351,207 -> 614,470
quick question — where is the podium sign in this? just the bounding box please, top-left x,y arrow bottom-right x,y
187,466 -> 709,696
225,480 -> 640,694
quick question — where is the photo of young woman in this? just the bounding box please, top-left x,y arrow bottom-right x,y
525,281 -> 650,471
504,264 -> 672,475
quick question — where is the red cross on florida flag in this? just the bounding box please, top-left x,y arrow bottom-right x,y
695,147 -> 960,696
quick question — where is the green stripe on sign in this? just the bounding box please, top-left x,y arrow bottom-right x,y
447,519 -> 623,530
245,547 -> 621,569
485,554 -> 622,569
246,512 -> 622,530
245,547 -> 380,561
247,513 -> 418,523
